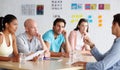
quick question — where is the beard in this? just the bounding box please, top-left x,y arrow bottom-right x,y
54,30 -> 62,36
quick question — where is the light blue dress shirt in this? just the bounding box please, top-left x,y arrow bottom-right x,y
86,37 -> 120,70
42,30 -> 65,52
16,32 -> 43,54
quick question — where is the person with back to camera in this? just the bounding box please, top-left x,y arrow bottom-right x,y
72,13 -> 120,70
0,14 -> 19,62
43,18 -> 71,57
69,18 -> 91,55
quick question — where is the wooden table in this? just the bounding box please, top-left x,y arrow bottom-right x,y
0,55 -> 96,70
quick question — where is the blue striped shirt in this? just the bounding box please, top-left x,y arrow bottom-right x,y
86,37 -> 120,70
16,32 -> 43,54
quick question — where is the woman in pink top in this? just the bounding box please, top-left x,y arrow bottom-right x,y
0,14 -> 19,62
69,18 -> 91,54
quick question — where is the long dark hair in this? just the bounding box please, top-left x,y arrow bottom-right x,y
0,14 -> 17,32
74,18 -> 89,32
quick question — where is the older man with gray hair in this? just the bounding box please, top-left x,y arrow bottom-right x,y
17,18 -> 49,61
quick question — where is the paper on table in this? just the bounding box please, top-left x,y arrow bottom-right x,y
25,50 -> 45,60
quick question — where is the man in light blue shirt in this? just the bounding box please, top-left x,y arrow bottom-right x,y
72,13 -> 120,70
43,30 -> 65,52
43,18 -> 70,57
17,19 -> 49,58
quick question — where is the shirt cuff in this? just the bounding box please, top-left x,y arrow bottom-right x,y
86,62 -> 93,70
90,47 -> 97,55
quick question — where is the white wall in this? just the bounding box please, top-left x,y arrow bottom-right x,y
0,0 -> 120,53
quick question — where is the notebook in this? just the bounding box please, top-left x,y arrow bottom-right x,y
25,50 -> 45,60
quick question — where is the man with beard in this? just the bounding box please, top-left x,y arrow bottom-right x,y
43,18 -> 70,57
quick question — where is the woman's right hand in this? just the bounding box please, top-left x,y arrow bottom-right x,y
11,55 -> 20,62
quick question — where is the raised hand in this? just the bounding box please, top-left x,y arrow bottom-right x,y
35,32 -> 42,41
83,36 -> 95,49
62,30 -> 67,38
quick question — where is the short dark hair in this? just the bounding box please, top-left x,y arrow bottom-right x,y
0,14 -> 17,32
113,13 -> 120,26
53,18 -> 66,27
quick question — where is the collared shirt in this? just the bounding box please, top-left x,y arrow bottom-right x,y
42,30 -> 65,52
86,37 -> 120,70
16,32 -> 43,54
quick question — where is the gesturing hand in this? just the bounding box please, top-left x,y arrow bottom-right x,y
83,36 -> 95,49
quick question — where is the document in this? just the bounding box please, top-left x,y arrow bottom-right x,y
25,50 -> 45,60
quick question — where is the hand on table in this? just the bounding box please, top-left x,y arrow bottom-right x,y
11,55 -> 19,62
72,61 -> 86,66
